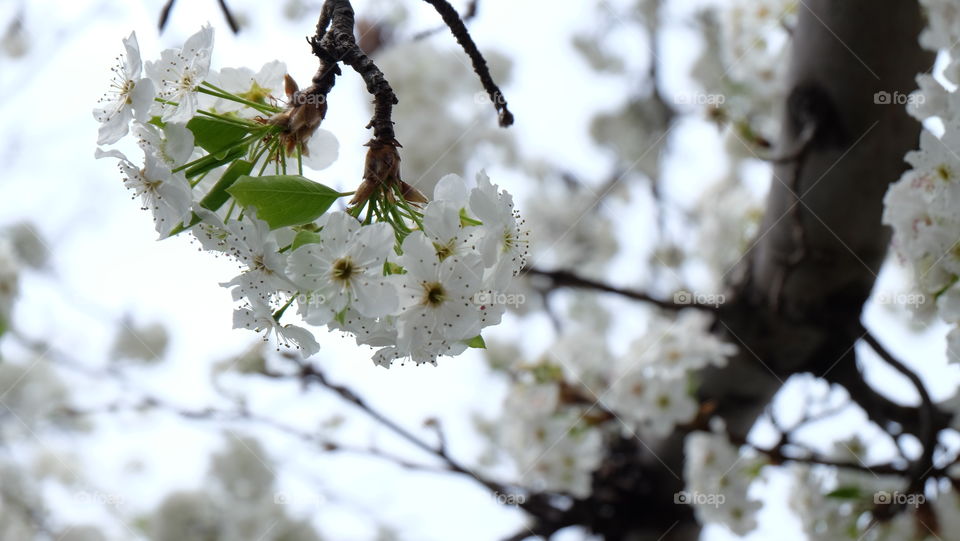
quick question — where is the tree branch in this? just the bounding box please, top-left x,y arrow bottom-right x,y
524,267 -> 719,312
421,0 -> 514,127
861,329 -> 940,497
414,0 -> 478,40
157,0 -> 240,34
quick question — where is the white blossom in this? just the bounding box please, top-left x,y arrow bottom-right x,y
684,430 -> 765,536
211,60 -> 286,114
134,121 -> 195,169
94,31 -> 155,145
233,297 -> 320,357
287,212 -> 397,324
95,148 -> 192,238
391,231 -> 483,365
146,25 -> 215,123
504,408 -> 603,498
218,212 -> 296,304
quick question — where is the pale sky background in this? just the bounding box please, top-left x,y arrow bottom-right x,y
0,0 -> 954,539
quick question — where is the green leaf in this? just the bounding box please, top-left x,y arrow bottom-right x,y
186,116 -> 252,155
184,145 -> 247,179
199,159 -> 254,211
227,174 -> 343,229
466,335 -> 486,349
291,230 -> 323,251
825,486 -> 863,500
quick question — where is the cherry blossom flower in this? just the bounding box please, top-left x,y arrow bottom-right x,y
146,25 -> 214,123
95,148 -> 192,238
286,212 -> 398,324
94,32 -> 156,145
393,231 -> 484,365
233,297 -> 319,357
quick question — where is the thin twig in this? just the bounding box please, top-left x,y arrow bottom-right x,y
413,0 -> 478,40
421,0 -> 514,127
525,267 -> 720,312
158,0 -> 241,34
861,329 -> 938,495
216,0 -> 241,33
271,358 -> 509,494
158,0 -> 176,32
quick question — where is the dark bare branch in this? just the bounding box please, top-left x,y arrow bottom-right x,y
421,0 -> 514,127
525,267 -> 719,312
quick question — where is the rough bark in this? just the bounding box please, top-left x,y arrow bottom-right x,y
716,0 -> 931,436
626,1 -> 932,540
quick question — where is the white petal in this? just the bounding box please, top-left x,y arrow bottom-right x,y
122,32 -> 143,77
353,277 -> 398,318
302,129 -> 339,171
321,212 -> 359,256
422,201 -> 461,244
256,60 -> 287,91
162,122 -> 195,166
280,324 -> 320,357
95,106 -> 133,145
95,148 -> 128,161
433,173 -> 468,204
352,222 -> 393,266
130,78 -> 156,122
399,232 -> 439,280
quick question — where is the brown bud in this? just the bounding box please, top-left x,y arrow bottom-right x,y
284,73 -> 299,99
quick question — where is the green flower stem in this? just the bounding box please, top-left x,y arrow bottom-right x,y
224,199 -> 237,221
391,185 -> 425,231
272,295 -> 297,321
189,169 -> 210,188
172,132 -> 262,174
198,82 -> 283,115
193,108 -> 263,128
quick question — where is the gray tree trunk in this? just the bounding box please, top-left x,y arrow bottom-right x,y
631,1 -> 931,539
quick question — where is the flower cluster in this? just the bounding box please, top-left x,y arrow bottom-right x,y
882,3 -> 960,362
484,311 -> 736,497
683,429 -> 767,536
692,0 -> 796,154
94,28 -> 526,366
607,311 -> 736,437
